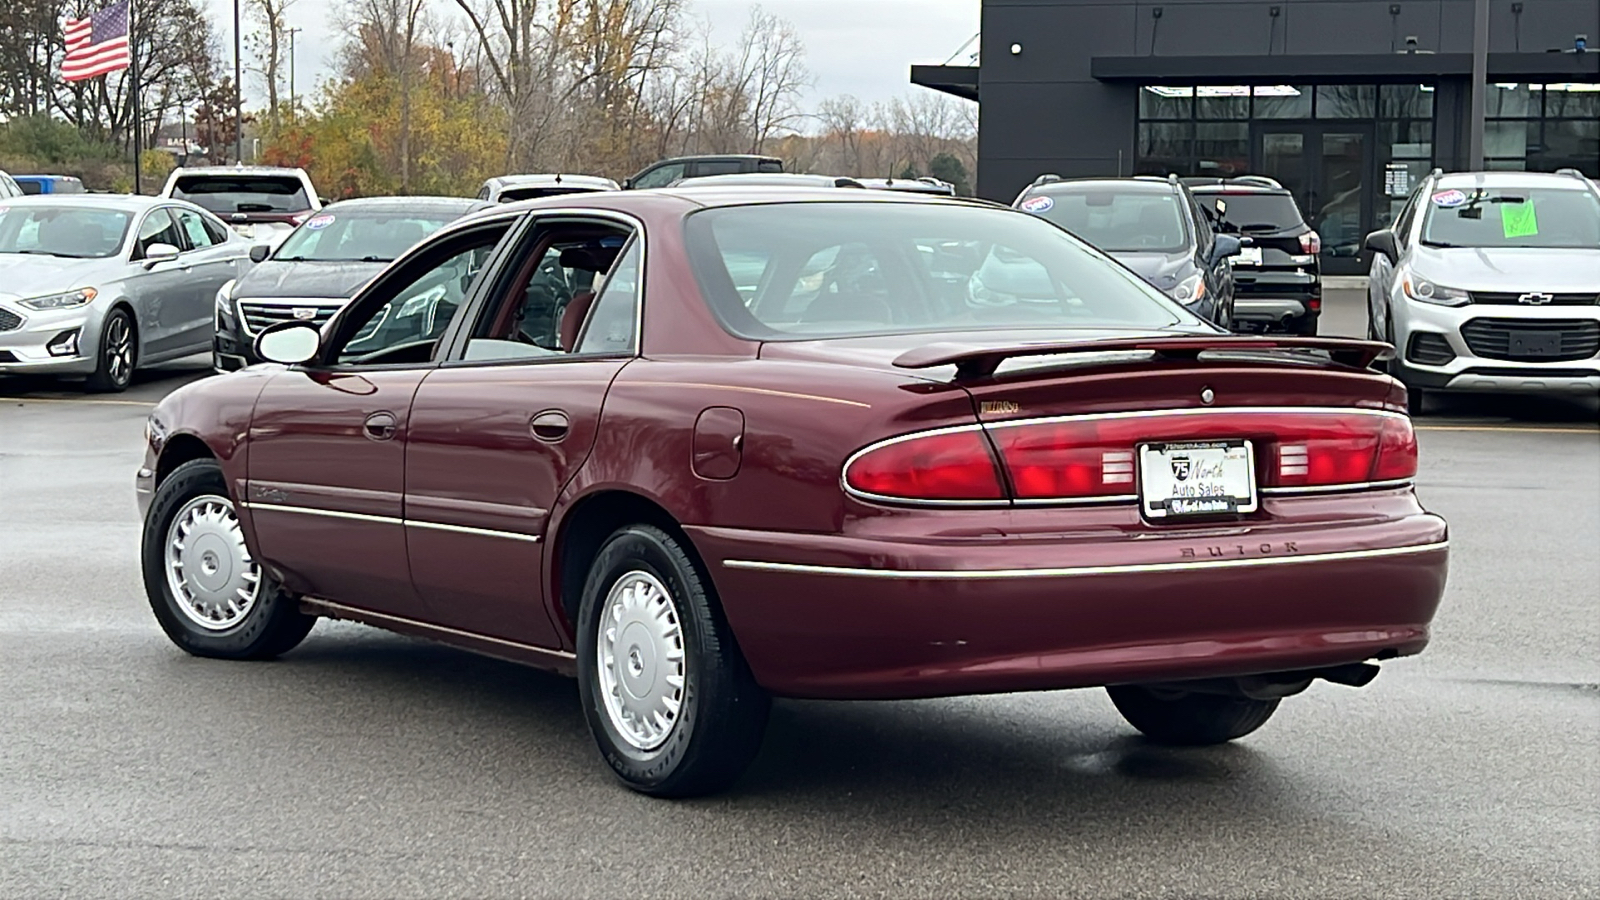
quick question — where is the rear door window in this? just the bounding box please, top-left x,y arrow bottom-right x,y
171,175 -> 312,215
695,160 -> 747,177
175,209 -> 215,248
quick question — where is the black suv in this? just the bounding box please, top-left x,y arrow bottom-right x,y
1014,174 -> 1244,329
1186,177 -> 1322,335
624,155 -> 784,190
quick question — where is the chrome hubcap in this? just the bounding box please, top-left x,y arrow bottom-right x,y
596,571 -> 686,751
164,495 -> 261,631
105,315 -> 132,384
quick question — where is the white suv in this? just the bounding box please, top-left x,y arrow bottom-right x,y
1365,169 -> 1600,413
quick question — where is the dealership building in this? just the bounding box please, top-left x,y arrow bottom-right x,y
914,0 -> 1599,272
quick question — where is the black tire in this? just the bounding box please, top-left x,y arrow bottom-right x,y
576,524 -> 770,798
85,307 -> 136,393
1106,684 -> 1279,746
1291,316 -> 1319,337
142,458 -> 315,660
1406,385 -> 1426,417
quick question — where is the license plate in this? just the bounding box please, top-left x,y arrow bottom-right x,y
231,224 -> 255,237
1509,332 -> 1561,357
1139,440 -> 1258,519
1234,246 -> 1263,266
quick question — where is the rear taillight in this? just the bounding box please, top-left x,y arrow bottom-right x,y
843,430 -> 1005,501
1299,231 -> 1322,254
845,410 -> 1416,505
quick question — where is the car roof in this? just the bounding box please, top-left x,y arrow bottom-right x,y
1433,170 -> 1597,191
1187,183 -> 1290,195
669,173 -> 864,188
1032,178 -> 1179,195
0,193 -> 187,213
12,174 -> 83,182
653,154 -> 781,163
487,173 -> 619,190
321,196 -> 488,214
170,166 -> 307,177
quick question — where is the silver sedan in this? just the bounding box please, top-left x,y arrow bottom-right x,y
0,195 -> 256,391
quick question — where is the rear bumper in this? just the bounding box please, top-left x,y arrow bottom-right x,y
690,507 -> 1448,699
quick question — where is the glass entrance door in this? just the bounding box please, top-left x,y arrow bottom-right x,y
1254,124 -> 1374,274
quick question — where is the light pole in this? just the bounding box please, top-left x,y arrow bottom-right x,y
233,0 -> 243,163
287,26 -> 302,122
1467,0 -> 1489,169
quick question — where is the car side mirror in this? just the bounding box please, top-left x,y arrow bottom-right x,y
249,244 -> 272,263
621,178 -> 634,190
1364,230 -> 1399,263
254,320 -> 321,365
318,197 -> 332,207
142,242 -> 181,269
1212,234 -> 1243,262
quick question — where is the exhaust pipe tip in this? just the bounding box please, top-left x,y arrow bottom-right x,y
1317,662 -> 1381,688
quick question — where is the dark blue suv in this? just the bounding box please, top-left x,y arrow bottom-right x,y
1014,174 -> 1243,329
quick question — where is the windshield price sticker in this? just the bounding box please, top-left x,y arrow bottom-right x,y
306,214 -> 336,230
1020,195 -> 1054,213
1431,189 -> 1467,207
1139,439 -> 1258,519
1500,200 -> 1538,239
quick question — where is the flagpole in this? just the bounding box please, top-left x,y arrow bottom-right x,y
130,0 -> 141,194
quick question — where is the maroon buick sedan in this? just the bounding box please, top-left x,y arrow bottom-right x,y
136,188 -> 1449,797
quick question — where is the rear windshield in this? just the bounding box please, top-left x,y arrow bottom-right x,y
172,175 -> 311,215
685,202 -> 1198,341
0,205 -> 130,258
1193,192 -> 1306,234
274,208 -> 464,263
1024,190 -> 1189,253
1420,187 -> 1600,250
17,181 -> 42,195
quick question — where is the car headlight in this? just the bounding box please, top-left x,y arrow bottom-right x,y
1167,273 -> 1206,305
19,287 -> 98,310
215,280 -> 237,317
1402,275 -> 1471,306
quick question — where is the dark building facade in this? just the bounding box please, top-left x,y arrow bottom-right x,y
915,0 -> 1599,272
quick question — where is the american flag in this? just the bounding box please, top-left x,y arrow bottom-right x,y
62,0 -> 132,82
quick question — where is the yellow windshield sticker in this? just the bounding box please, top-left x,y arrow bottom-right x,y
1501,200 -> 1538,239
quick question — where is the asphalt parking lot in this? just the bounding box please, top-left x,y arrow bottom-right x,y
2,288 -> 1597,898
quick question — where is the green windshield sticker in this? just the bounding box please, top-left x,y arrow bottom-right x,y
1500,200 -> 1538,239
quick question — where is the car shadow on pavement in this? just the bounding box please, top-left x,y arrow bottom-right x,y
0,358 -> 212,401
1417,390 -> 1599,424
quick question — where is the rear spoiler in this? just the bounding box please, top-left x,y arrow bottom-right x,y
892,336 -> 1394,380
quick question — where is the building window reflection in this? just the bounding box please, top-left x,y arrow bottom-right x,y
1484,83 -> 1600,177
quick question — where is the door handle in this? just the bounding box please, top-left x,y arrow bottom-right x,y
363,411 -> 398,441
530,410 -> 570,442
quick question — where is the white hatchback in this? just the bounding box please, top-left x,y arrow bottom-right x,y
1365,169 -> 1600,412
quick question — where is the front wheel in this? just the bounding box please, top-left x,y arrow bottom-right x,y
576,524 -> 770,798
142,458 -> 315,659
85,307 -> 135,393
1107,684 -> 1279,745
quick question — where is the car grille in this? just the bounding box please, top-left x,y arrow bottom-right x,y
237,301 -> 341,335
1406,333 -> 1456,366
1470,291 -> 1599,306
0,308 -> 22,332
1459,318 -> 1600,362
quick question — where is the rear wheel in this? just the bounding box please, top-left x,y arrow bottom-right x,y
1107,684 -> 1279,746
85,307 -> 135,393
576,524 -> 769,797
142,459 -> 315,659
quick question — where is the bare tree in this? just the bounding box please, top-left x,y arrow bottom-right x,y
815,94 -> 866,173
248,0 -> 296,133
729,6 -> 808,152
342,0 -> 428,189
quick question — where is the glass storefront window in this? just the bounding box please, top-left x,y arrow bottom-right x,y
1485,83 -> 1533,117
1316,85 -> 1377,119
1195,85 -> 1250,120
1253,85 -> 1312,118
1138,87 -> 1192,120
1542,84 -> 1600,119
1380,85 -> 1434,119
1194,123 -> 1249,176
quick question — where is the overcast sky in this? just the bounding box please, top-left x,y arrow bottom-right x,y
205,0 -> 979,111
